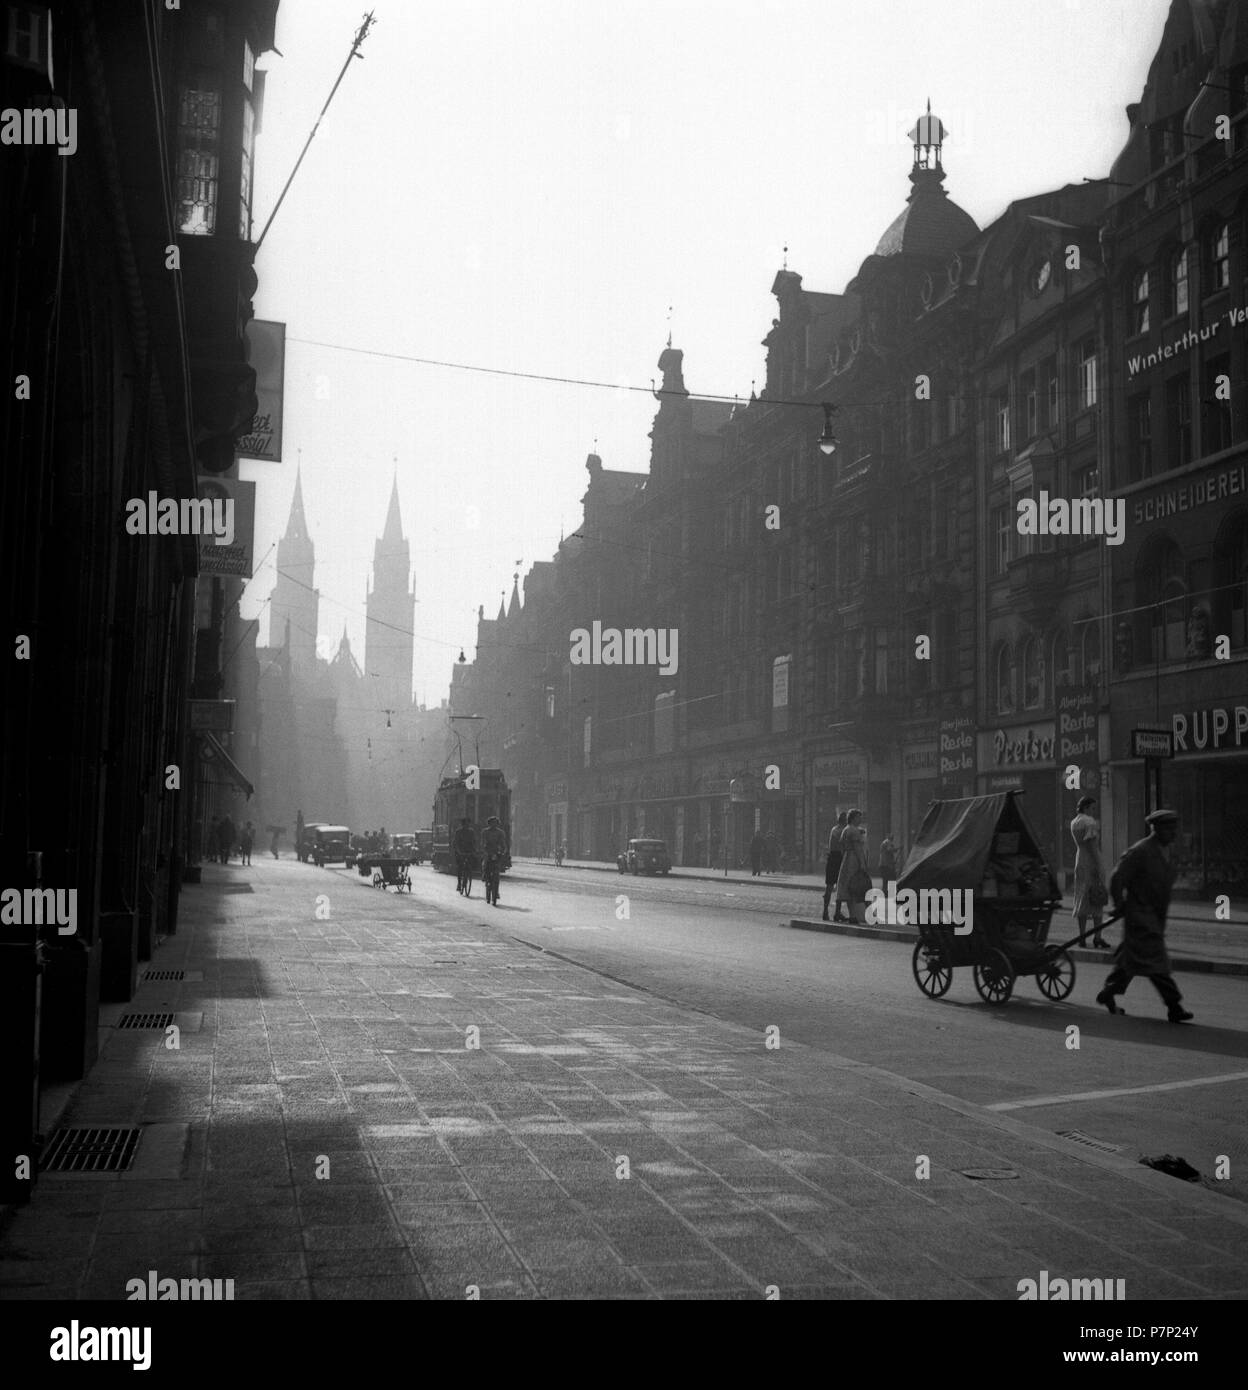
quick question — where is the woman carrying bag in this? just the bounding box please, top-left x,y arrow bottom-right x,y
835,809 -> 871,926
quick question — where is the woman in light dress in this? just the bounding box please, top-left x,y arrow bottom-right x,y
1070,795 -> 1109,949
835,809 -> 870,926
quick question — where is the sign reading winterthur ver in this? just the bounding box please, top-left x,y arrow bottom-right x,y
1126,304 -> 1248,379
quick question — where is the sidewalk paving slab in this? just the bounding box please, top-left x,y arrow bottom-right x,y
2,859 -> 1246,1301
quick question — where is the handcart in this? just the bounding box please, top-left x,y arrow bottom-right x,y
367,856 -> 412,893
904,791 -> 1107,1006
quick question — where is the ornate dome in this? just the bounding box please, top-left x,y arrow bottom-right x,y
874,101 -> 978,258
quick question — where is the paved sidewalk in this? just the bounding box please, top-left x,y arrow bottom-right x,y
2,859 -> 1246,1301
529,857 -> 1248,969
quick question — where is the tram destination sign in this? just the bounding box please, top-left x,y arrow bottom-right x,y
1130,728 -> 1173,759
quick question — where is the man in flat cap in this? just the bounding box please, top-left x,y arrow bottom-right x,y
1096,809 -> 1193,1023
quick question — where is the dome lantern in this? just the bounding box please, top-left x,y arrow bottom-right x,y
909,99 -> 947,173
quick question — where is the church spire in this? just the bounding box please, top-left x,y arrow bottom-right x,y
507,571 -> 521,619
382,472 -> 404,545
285,466 -> 309,541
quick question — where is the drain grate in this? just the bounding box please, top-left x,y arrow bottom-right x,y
142,970 -> 185,981
1058,1129 -> 1125,1155
41,1127 -> 140,1173
117,1012 -> 175,1029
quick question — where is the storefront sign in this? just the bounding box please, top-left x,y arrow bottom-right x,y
1055,684 -> 1098,762
237,319 -> 285,461
1171,704 -> 1248,753
903,746 -> 937,772
986,722 -> 1056,767
189,699 -> 235,732
812,755 -> 864,784
196,476 -> 254,578
1130,461 -> 1247,525
938,716 -> 975,779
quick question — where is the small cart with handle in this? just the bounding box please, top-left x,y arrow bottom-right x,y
365,856 -> 412,893
904,791 -> 1093,1006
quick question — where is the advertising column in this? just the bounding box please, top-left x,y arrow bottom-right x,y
1055,683 -> 1103,887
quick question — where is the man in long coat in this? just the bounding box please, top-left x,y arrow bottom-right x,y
1095,809 -> 1193,1023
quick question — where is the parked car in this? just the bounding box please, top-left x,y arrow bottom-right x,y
311,825 -> 353,867
619,838 -> 671,876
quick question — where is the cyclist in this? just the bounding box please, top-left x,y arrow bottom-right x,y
481,815 -> 507,906
452,817 -> 478,895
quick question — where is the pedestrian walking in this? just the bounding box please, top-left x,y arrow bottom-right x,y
878,832 -> 898,896
239,821 -> 254,866
822,810 -> 848,922
1070,795 -> 1109,949
1095,809 -> 1193,1023
749,829 -> 766,877
269,826 -> 282,859
835,810 -> 871,926
295,809 -> 305,863
219,814 -> 236,864
206,816 -> 221,863
764,832 -> 779,874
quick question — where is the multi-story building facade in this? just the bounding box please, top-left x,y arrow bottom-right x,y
0,0 -> 279,1203
1101,0 -> 1248,897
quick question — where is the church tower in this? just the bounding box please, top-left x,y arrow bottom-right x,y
268,468 -> 319,671
365,476 -> 416,712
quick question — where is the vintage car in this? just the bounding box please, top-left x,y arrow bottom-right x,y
390,832 -> 421,864
311,825 -> 353,867
618,838 -> 672,876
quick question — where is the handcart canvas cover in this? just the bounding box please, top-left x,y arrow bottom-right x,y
898,791 -> 1050,891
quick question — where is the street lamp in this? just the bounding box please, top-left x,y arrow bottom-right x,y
818,402 -> 839,456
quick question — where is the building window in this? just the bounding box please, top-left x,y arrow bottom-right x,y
945,388 -> 960,439
992,505 -> 1010,575
1165,374 -> 1192,469
242,37 -> 255,90
995,393 -> 1011,453
239,97 -> 255,239
1022,368 -> 1038,440
1052,628 -> 1079,687
1137,537 -> 1188,663
872,630 -> 888,695
936,608 -> 956,686
995,644 -> 1015,715
1213,515 -> 1248,649
1042,356 -> 1059,430
1020,635 -> 1045,709
1166,246 -> 1189,318
176,83 -> 222,235
1130,268 -> 1150,335
1204,353 -> 1233,455
1083,621 -> 1102,684
1206,222 -> 1230,294
1078,338 -> 1098,410
1128,392 -> 1152,481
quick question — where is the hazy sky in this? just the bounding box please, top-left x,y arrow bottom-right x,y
240,0 -> 1170,709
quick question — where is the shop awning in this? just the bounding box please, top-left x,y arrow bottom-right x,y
201,732 -> 254,799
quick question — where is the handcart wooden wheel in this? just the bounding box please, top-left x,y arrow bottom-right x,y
1035,946 -> 1076,1001
911,940 -> 952,998
972,946 -> 1016,1005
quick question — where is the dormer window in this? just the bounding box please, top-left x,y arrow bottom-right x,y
920,272 -> 934,308
948,252 -> 962,288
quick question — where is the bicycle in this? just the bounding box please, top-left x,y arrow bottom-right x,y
456,852 -> 474,897
483,853 -> 502,907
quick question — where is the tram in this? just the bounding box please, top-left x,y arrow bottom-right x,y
430,769 -> 512,873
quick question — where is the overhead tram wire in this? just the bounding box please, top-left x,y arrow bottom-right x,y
284,335 -> 1150,411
